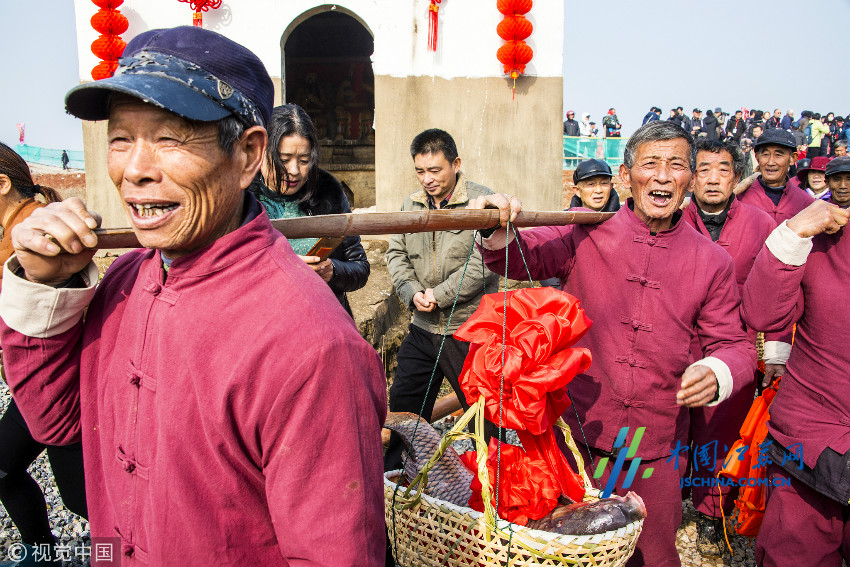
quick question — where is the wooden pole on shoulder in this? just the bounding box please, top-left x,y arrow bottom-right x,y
93,209 -> 615,249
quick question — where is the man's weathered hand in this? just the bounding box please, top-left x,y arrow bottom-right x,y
762,363 -> 786,388
676,364 -> 718,407
467,193 -> 523,229
412,290 -> 436,312
787,199 -> 850,238
11,198 -> 101,286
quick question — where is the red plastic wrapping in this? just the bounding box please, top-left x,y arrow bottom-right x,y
460,439 -> 560,525
456,287 -> 592,511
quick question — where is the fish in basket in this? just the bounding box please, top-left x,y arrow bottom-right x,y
384,407 -> 646,567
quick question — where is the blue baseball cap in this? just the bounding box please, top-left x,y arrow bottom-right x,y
65,26 -> 273,127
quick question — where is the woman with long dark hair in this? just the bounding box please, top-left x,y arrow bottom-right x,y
0,142 -> 87,566
252,104 -> 369,316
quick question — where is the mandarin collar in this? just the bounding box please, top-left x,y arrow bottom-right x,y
622,198 -> 685,237
147,193 -> 276,281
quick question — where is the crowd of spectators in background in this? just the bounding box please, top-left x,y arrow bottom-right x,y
566,106 -> 850,159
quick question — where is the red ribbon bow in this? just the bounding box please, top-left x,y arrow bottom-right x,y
455,287 -> 592,511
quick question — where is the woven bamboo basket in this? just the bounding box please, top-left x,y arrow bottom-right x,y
385,398 -> 643,566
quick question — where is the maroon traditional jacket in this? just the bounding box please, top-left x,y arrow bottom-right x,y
737,175 -> 815,225
482,202 -> 756,459
742,225 -> 850,468
0,202 -> 387,566
683,198 -> 777,346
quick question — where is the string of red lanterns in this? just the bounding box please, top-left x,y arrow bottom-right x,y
178,0 -> 223,28
90,0 -> 128,80
496,0 -> 533,99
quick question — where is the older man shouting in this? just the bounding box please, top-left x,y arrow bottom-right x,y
0,26 -> 387,566
469,121 -> 755,567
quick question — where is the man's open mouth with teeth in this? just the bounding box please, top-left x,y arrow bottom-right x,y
130,202 -> 180,218
648,190 -> 673,205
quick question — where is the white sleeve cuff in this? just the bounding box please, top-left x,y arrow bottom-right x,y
0,257 -> 98,338
476,227 -> 515,250
689,356 -> 733,407
765,221 -> 813,266
763,341 -> 792,365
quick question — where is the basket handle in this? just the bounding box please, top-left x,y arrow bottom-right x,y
554,418 -> 595,493
397,396 -> 499,531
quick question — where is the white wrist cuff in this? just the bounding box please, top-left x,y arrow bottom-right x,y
689,356 -> 733,407
0,257 -> 98,338
765,221 -> 813,266
762,341 -> 792,365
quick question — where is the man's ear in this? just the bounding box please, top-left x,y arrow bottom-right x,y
237,126 -> 268,190
619,164 -> 630,189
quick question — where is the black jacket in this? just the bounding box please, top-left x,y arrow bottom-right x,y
563,119 -> 581,136
303,169 -> 370,317
726,117 -> 745,140
703,113 -> 719,140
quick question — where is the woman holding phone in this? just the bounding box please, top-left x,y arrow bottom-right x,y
254,104 -> 369,317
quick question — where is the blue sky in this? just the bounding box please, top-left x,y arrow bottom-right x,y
1,0 -> 848,151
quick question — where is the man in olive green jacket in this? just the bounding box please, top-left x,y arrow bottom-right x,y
384,128 -> 499,472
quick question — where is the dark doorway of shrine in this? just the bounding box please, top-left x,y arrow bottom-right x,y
284,10 -> 375,207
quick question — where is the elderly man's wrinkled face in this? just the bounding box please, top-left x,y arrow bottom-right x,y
835,145 -> 848,157
756,145 -> 796,186
576,175 -> 614,211
620,138 -> 694,232
693,150 -> 737,213
107,97 -> 249,258
828,173 -> 850,207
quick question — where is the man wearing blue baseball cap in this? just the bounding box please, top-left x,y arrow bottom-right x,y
0,26 -> 387,566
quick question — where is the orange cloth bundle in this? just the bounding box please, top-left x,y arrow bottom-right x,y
719,379 -> 780,536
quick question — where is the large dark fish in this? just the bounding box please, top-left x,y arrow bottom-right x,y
384,412 -> 474,507
384,412 -> 646,536
525,492 -> 646,536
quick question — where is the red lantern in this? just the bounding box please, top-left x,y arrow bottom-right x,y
91,35 -> 127,61
496,15 -> 532,41
496,0 -> 533,98
90,0 -> 127,80
91,10 -> 129,36
497,0 -> 532,16
91,60 -> 119,81
497,41 -> 533,77
92,0 -> 124,8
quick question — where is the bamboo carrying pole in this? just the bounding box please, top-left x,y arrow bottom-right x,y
92,209 -> 615,249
